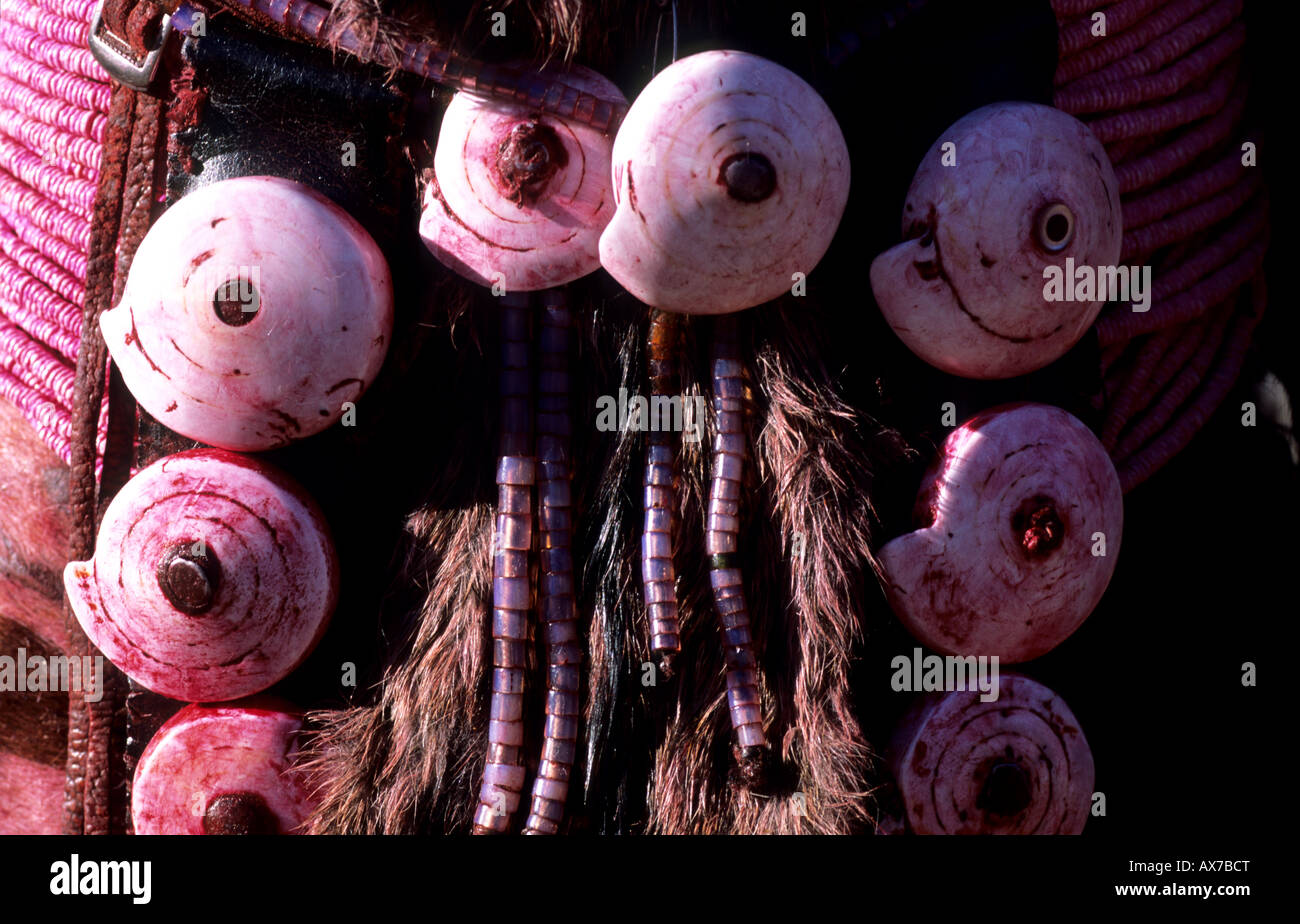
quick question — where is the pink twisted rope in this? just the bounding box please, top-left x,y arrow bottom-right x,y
0,16 -> 103,80
1058,0 -> 1168,57
1112,86 -> 1247,193
1087,57 -> 1237,145
1055,23 -> 1244,113
1111,303 -> 1233,459
1054,0 -> 1268,487
1116,279 -> 1265,491
1062,0 -> 1241,92
0,0 -> 108,465
0,169 -> 94,250
1056,0 -> 1216,85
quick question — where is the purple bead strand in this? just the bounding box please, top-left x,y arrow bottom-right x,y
473,292 -> 534,834
706,316 -> 767,755
522,289 -> 581,835
642,310 -> 683,673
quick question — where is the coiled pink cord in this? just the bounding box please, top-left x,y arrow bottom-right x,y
0,0 -> 108,466
1054,0 -> 1268,491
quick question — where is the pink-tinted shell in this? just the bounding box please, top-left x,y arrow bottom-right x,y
888,672 -> 1094,834
420,66 -> 626,291
598,50 -> 850,314
102,176 -> 393,451
879,403 -> 1122,663
63,450 -> 337,702
870,102 -> 1122,379
132,701 -> 317,834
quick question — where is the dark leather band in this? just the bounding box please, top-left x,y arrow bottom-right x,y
64,82 -> 166,835
167,13 -> 407,243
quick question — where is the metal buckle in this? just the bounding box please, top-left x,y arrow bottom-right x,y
87,2 -> 173,90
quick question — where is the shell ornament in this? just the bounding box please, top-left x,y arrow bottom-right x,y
869,102 -> 1122,379
420,66 -> 627,291
102,175 -> 393,452
63,449 -> 338,702
879,403 -> 1123,663
599,50 -> 850,314
888,672 -> 1094,835
132,701 -> 318,834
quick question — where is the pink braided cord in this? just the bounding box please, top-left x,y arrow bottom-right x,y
0,0 -> 108,465
1055,0 -> 1267,488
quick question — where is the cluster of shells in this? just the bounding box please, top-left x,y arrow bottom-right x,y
868,103 -> 1130,832
872,110 -> 1128,648
69,47 -> 1126,834
67,174 -> 396,833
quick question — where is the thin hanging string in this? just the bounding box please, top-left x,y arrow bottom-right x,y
650,0 -> 678,76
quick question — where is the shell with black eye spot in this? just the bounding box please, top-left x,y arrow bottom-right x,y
102,176 -> 393,451
598,50 -> 850,315
869,102 -> 1121,380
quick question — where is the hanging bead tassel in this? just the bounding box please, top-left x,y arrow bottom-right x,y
643,309 -> 683,673
705,316 -> 767,762
473,292 -> 534,834
523,289 -> 582,835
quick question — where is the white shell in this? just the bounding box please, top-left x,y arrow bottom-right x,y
63,449 -> 337,702
102,176 -> 393,451
888,672 -> 1095,834
420,66 -> 626,290
879,403 -> 1123,663
599,50 -> 850,314
132,702 -> 317,834
870,102 -> 1122,379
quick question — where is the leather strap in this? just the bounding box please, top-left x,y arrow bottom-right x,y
102,0 -> 173,59
63,44 -> 169,836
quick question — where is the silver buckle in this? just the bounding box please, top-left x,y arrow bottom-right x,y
87,2 -> 173,90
